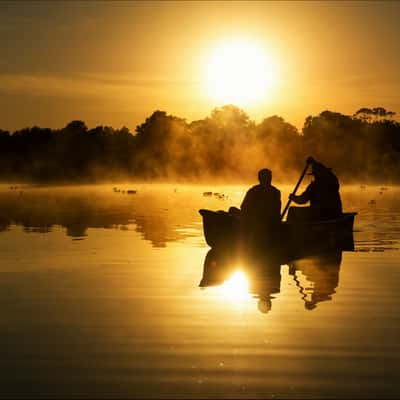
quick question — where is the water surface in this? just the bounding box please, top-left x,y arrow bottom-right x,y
0,183 -> 399,398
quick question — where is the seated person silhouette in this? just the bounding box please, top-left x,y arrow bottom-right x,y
235,169 -> 281,245
289,252 -> 342,310
250,256 -> 282,314
289,157 -> 342,221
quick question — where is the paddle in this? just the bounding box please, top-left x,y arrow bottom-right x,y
280,160 -> 311,221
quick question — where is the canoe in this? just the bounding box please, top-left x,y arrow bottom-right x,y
199,208 -> 356,253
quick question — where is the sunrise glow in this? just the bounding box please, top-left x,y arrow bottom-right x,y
204,39 -> 277,107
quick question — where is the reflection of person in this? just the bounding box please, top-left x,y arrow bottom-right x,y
258,298 -> 272,314
289,157 -> 342,220
249,258 -> 281,314
200,248 -> 282,315
240,169 -> 281,243
290,252 -> 342,310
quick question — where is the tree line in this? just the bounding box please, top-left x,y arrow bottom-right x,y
0,105 -> 398,183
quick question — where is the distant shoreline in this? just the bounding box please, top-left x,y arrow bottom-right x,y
1,106 -> 399,184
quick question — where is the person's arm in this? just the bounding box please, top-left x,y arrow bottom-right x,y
289,184 -> 312,205
279,191 -> 281,212
276,191 -> 282,215
273,191 -> 282,223
240,190 -> 251,212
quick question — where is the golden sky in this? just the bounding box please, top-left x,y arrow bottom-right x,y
0,1 -> 399,131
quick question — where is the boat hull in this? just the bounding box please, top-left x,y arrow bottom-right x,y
199,208 -> 356,255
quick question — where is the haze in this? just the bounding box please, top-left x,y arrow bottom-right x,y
0,1 -> 399,131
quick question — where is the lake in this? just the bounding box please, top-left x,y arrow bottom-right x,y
0,183 -> 399,399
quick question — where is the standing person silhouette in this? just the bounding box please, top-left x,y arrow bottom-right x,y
289,157 -> 342,220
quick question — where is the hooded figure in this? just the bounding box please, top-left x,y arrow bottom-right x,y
289,157 -> 342,220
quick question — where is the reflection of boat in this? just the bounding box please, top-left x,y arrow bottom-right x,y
199,246 -> 345,313
199,208 -> 356,253
199,247 -> 283,314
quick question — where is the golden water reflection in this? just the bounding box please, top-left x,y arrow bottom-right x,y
1,184 -> 400,397
0,184 -> 210,247
219,270 -> 251,302
201,248 -> 343,313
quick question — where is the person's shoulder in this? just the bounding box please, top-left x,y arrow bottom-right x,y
248,184 -> 260,192
270,185 -> 281,195
244,185 -> 259,196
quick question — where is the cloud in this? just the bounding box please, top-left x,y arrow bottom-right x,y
0,73 -> 199,100
0,74 -> 105,98
75,73 -> 199,89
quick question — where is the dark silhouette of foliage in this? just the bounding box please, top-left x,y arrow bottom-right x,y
0,105 -> 399,182
189,105 -> 256,177
256,115 -> 303,175
303,109 -> 400,181
353,107 -> 396,122
135,111 -> 190,178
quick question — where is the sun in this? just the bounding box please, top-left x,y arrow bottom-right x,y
220,270 -> 251,302
204,39 -> 277,107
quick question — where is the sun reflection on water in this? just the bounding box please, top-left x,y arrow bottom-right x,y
220,270 -> 251,302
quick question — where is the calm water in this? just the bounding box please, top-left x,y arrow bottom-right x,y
0,183 -> 400,399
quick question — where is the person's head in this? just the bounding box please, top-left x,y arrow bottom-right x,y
309,160 -> 330,180
305,301 -> 317,310
311,162 -> 326,179
258,168 -> 272,186
258,298 -> 272,313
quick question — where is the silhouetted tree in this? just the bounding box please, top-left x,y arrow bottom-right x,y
353,107 -> 396,122
189,105 -> 257,178
256,115 -> 302,176
135,111 -> 190,178
303,109 -> 400,181
0,105 -> 399,183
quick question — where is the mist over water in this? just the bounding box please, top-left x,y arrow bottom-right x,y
2,106 -> 399,185
1,182 -> 398,250
1,183 -> 400,398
